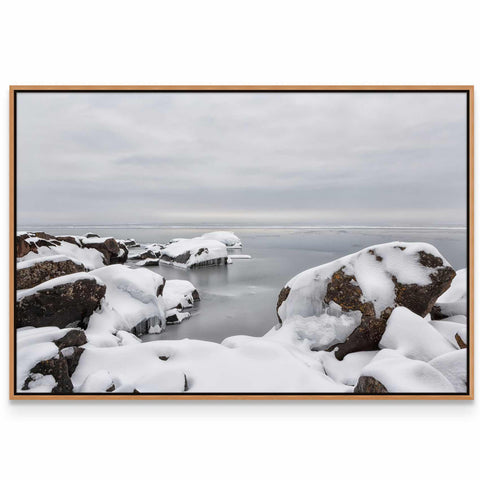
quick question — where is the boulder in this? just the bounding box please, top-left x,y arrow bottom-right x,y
353,375 -> 389,394
276,242 -> 456,359
16,235 -> 37,258
81,237 -> 127,265
16,274 -> 106,329
159,238 -> 228,268
16,256 -> 86,289
54,329 -> 87,349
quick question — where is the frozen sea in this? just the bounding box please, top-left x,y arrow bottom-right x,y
24,226 -> 467,343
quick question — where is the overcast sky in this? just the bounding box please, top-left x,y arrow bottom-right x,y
17,91 -> 467,227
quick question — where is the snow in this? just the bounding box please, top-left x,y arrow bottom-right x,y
379,307 -> 455,361
26,374 -> 58,393
430,320 -> 467,349
77,370 -> 115,393
359,349 -> 456,393
18,239 -> 105,270
437,268 -> 467,303
85,265 -> 166,344
16,326 -> 74,389
16,254 -> 85,270
160,237 -> 228,268
435,268 -> 467,317
319,350 -> 379,386
71,338 -> 350,393
429,349 -> 467,393
163,279 -> 198,310
201,231 -> 242,248
268,312 -> 362,351
228,254 -> 252,259
278,242 -> 451,323
16,272 -> 103,301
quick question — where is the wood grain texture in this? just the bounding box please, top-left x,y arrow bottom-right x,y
9,85 -> 474,400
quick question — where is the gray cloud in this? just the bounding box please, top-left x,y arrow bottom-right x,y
16,91 -> 467,226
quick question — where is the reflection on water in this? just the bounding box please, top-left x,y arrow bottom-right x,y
26,226 -> 467,343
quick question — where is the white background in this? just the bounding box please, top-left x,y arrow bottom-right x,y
1,1 -> 478,478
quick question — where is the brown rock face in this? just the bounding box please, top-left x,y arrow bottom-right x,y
324,269 -> 375,317
333,316 -> 387,360
16,258 -> 86,290
455,333 -> 467,349
16,236 -> 37,258
276,286 -> 291,324
354,376 -> 389,394
16,278 -> 106,329
54,329 -> 88,349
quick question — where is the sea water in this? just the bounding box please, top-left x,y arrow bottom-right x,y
23,226 -> 467,343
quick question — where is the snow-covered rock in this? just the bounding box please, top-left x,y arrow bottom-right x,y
163,279 -> 200,310
277,242 -> 456,359
379,307 -> 455,362
86,265 -> 167,343
355,349 -> 456,393
71,337 -> 350,393
201,231 -> 242,249
429,349 -> 467,393
159,237 -> 228,268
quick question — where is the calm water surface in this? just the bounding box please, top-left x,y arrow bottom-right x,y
26,227 -> 467,343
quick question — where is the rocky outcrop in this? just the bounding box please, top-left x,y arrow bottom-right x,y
16,277 -> 106,329
81,237 -> 127,265
16,257 -> 86,289
276,242 -> 456,360
353,376 -> 389,394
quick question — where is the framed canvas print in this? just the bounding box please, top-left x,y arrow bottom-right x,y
10,86 -> 473,400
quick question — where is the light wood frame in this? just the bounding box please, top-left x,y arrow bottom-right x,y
9,85 -> 474,400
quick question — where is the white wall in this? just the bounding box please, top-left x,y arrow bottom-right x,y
1,1 -> 478,479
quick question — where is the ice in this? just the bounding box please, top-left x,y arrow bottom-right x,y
201,231 -> 242,249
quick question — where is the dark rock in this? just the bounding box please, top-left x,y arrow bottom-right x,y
23,353 -> 73,394
129,249 -> 157,261
16,236 -> 37,258
354,376 -> 389,394
192,289 -> 200,301
325,269 -> 375,317
276,286 -> 290,324
56,235 -> 80,245
455,333 -> 467,349
156,277 -> 166,297
54,329 -> 87,349
16,278 -> 106,329
16,258 -> 86,289
430,305 -> 448,320
137,258 -> 160,266
333,316 -> 387,360
85,233 -> 100,238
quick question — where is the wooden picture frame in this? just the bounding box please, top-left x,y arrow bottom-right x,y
10,85 -> 474,400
